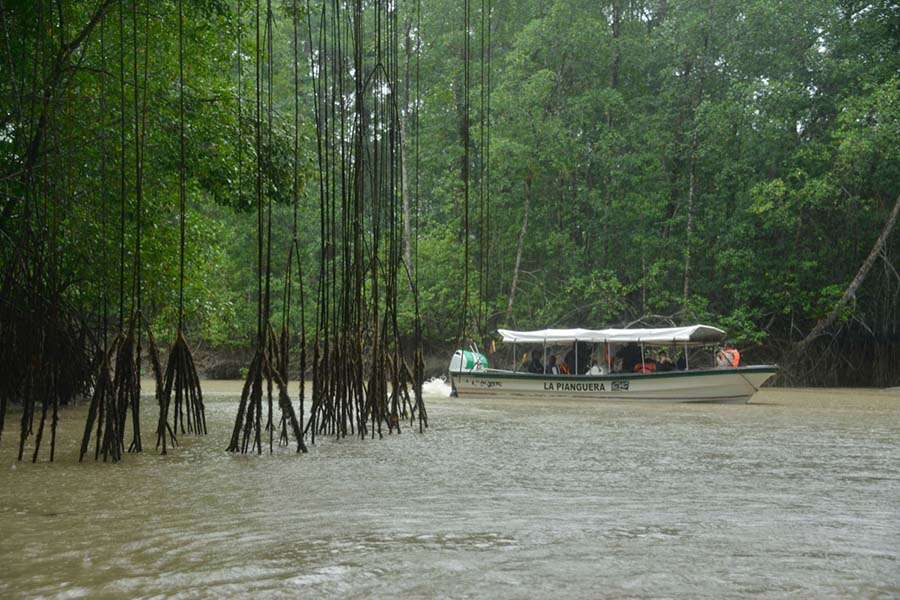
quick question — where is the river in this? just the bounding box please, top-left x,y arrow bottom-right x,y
1,384 -> 898,598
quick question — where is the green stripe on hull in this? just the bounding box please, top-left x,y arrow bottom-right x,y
454,365 -> 777,382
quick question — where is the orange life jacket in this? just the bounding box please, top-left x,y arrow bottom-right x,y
559,363 -> 571,375
633,362 -> 656,374
716,348 -> 741,367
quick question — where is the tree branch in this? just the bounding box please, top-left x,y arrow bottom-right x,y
20,0 -> 116,181
798,193 -> 900,351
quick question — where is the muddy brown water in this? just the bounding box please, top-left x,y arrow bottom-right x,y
1,384 -> 899,598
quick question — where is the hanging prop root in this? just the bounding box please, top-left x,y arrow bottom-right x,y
414,347 -> 427,432
1,265 -> 93,461
112,316 -> 141,454
80,349 -> 121,462
228,341 -> 305,455
160,330 -> 206,455
224,0 -> 427,450
264,325 -> 306,452
276,322 -> 296,446
160,0 -> 206,455
81,313 -> 164,461
268,358 -> 305,453
104,311 -> 162,457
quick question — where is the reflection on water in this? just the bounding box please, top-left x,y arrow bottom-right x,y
1,387 -> 899,598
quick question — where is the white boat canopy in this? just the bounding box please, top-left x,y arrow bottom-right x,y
496,325 -> 726,346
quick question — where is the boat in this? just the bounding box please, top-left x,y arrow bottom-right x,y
448,325 -> 777,403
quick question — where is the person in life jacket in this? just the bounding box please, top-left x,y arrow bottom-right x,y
716,344 -> 741,367
633,353 -> 656,373
615,343 -> 643,373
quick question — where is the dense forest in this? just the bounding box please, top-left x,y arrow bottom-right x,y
1,0 -> 899,388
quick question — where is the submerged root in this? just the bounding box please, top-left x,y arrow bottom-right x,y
160,330 -> 205,454
305,329 -> 426,441
414,347 -> 428,432
1,269 -> 93,461
104,311 -> 163,456
227,334 -> 305,455
79,350 -> 120,462
112,316 -> 141,454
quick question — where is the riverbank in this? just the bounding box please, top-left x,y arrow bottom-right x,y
188,347 -> 453,380
185,341 -> 900,388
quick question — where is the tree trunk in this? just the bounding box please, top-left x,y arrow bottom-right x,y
681,1 -> 711,305
505,177 -> 531,323
400,16 -> 413,278
682,158 -> 695,302
603,179 -> 611,268
22,0 -> 116,178
641,251 -> 647,315
609,0 -> 621,89
602,1 -> 620,270
2,0 -> 116,224
798,193 -> 900,351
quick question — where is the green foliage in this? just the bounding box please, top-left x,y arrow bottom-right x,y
2,0 -> 898,362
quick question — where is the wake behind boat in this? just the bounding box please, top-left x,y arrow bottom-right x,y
449,325 -> 777,403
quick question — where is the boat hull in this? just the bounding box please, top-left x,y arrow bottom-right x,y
450,366 -> 778,403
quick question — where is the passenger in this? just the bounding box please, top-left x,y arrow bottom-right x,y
560,341 -> 590,374
656,350 -> 676,372
577,341 -> 592,374
587,360 -> 605,375
716,344 -> 741,368
633,353 -> 656,374
676,352 -> 687,371
545,355 -> 560,375
527,351 -> 544,374
564,347 -> 576,374
615,344 -> 643,373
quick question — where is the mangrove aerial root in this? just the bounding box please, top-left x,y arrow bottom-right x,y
414,348 -> 428,433
160,329 -> 206,455
107,311 -> 162,456
227,338 -> 305,455
113,317 -> 141,454
79,350 -> 121,462
1,262 -> 93,461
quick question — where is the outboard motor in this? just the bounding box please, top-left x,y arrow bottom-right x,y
448,349 -> 488,373
448,349 -> 488,398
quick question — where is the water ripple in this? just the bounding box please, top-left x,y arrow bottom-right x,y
1,388 -> 899,598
